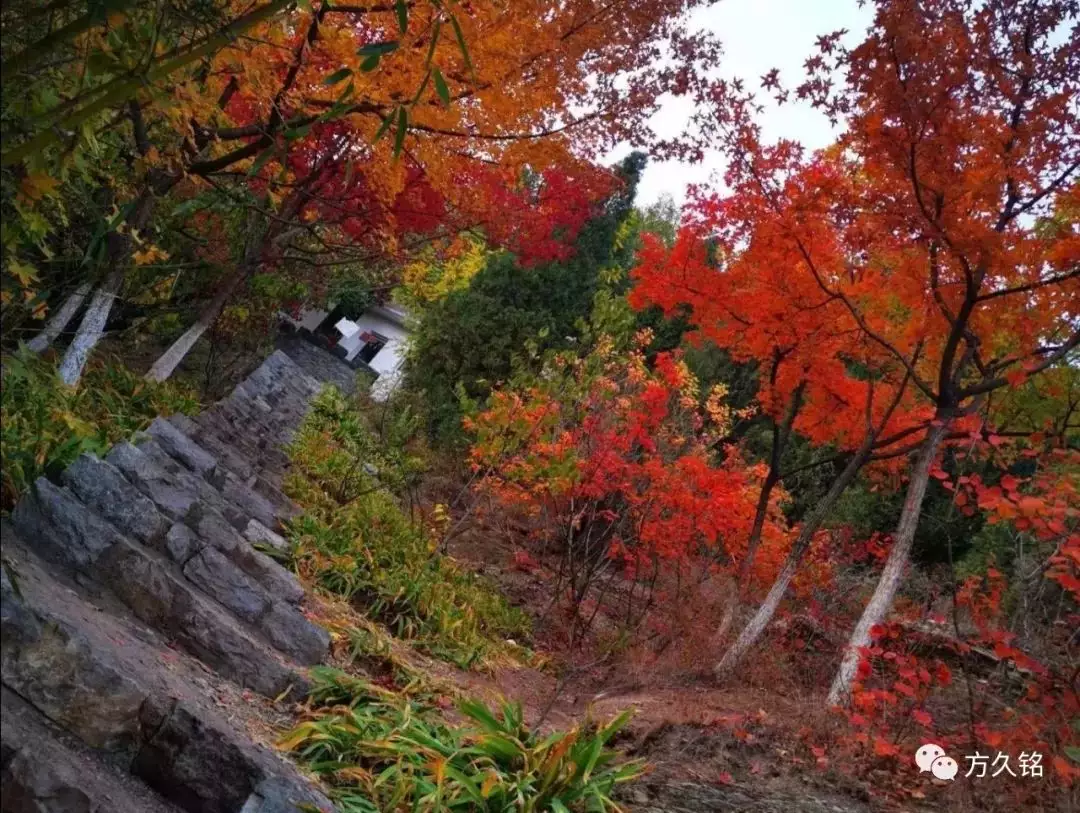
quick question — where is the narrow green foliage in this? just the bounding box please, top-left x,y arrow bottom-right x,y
284,387 -> 529,669
0,349 -> 198,509
282,669 -> 645,812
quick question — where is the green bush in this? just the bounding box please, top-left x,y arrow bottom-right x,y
284,387 -> 530,669
282,668 -> 644,813
0,349 -> 199,509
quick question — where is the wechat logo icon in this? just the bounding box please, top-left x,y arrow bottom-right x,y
915,743 -> 957,780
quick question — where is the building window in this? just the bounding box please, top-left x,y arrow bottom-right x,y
357,331 -> 388,364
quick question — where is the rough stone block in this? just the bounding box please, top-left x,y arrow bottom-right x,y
1,566 -> 146,752
90,538 -> 301,698
243,519 -> 289,554
259,602 -> 330,666
190,509 -> 304,605
146,417 -> 218,479
63,453 -> 170,545
11,477 -> 124,569
1,688 -> 182,813
133,698 -> 261,813
182,547 -> 271,624
221,474 -> 280,529
165,523 -> 201,563
107,442 -> 201,522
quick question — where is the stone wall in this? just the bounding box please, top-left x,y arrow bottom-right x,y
1,350 -> 351,813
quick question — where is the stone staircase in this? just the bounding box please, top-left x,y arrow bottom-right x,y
1,350 -> 349,813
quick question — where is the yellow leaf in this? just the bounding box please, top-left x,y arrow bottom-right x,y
8,259 -> 40,287
19,174 -> 60,202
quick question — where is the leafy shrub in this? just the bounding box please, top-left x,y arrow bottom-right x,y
1,349 -> 199,508
281,668 -> 644,812
285,387 -> 530,669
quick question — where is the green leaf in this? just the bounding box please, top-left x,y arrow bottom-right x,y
411,69 -> 431,105
395,0 -> 408,33
373,110 -> 395,143
170,198 -> 207,219
457,699 -> 503,733
1066,745 -> 1080,764
247,145 -> 277,176
322,67 -> 352,85
433,67 -> 450,105
393,106 -> 408,159
424,19 -> 441,66
284,123 -> 312,141
358,41 -> 399,57
448,14 -> 473,76
361,54 -> 381,72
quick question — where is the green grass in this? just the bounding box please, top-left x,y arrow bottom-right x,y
1,349 -> 199,509
281,668 -> 644,813
284,386 -> 531,670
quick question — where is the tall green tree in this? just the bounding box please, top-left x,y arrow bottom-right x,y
407,153 -> 647,443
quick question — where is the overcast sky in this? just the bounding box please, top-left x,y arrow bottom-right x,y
615,0 -> 875,206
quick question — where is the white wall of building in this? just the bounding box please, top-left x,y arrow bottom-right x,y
286,304 -> 410,401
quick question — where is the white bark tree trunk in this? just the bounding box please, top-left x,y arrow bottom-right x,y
144,272 -> 243,382
144,206 -> 266,383
826,417 -> 951,705
25,281 -> 93,353
713,383 -> 803,644
57,271 -> 123,385
714,435 -> 875,678
55,189 -> 156,385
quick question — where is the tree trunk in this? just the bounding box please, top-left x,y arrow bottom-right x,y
144,271 -> 245,382
714,435 -> 875,678
25,280 -> 93,353
57,271 -> 123,385
826,416 -> 951,705
55,189 -> 155,385
716,469 -> 778,641
144,204 -> 267,383
714,383 -> 804,642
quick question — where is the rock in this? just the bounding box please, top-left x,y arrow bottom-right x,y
171,415 -> 255,482
133,697 -> 333,813
63,453 -> 171,545
1,562 -> 147,753
107,442 -> 201,523
126,440 -> 249,530
276,337 -> 357,394
182,548 -> 271,624
189,509 -> 304,605
133,698 -> 262,813
259,601 -> 331,666
11,478 -> 123,569
92,539 -> 301,698
220,474 -> 280,529
243,519 -> 289,554
242,777 -> 334,813
0,348 -> 350,811
146,417 -> 218,479
1,687 -> 182,813
181,546 -> 326,665
165,523 -> 202,564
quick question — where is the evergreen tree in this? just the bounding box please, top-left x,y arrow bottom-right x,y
407,153 -> 647,443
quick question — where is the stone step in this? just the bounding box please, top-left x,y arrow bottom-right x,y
1,541 -> 332,813
1,687 -> 184,813
9,479 -> 323,694
1,347 -> 349,813
140,421 -> 287,531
